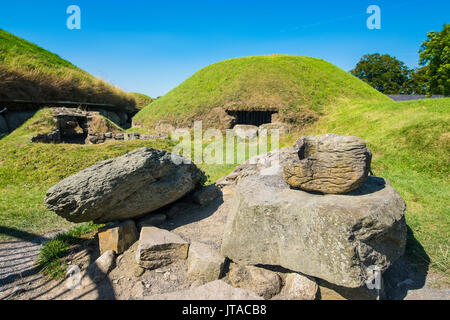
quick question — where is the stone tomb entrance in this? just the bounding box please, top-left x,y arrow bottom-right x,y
226,110 -> 277,127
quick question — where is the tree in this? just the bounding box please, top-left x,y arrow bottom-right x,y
403,66 -> 429,95
419,24 -> 449,96
350,54 -> 410,94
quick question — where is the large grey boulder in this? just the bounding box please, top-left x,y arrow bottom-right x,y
283,134 -> 372,194
221,173 -> 407,288
45,148 -> 202,223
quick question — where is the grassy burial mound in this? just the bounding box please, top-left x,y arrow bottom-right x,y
133,55 -> 390,131
0,29 -> 137,112
131,92 -> 153,110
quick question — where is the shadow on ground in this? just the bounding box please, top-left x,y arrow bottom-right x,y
382,225 -> 430,300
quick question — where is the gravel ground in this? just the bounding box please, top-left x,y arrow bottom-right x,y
0,186 -> 448,300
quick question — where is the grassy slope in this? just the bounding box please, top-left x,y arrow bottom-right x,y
131,92 -> 153,110
0,29 -> 136,111
299,98 -> 450,275
134,55 -> 389,130
0,109 -> 177,240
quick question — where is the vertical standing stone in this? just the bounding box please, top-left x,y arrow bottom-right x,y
98,220 -> 138,255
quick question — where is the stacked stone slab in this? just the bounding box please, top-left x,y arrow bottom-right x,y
283,134 -> 372,194
221,134 -> 407,289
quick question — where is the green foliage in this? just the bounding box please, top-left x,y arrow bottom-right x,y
350,53 -> 412,94
130,92 -> 153,110
419,24 -> 450,96
134,55 -> 387,130
37,222 -> 101,278
404,66 -> 429,95
0,29 -> 137,110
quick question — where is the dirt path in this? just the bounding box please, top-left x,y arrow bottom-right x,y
1,187 -> 448,300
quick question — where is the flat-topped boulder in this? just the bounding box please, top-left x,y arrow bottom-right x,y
45,147 -> 202,223
283,134 -> 372,194
221,173 -> 407,288
136,227 -> 189,269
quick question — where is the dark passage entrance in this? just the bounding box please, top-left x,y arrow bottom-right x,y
227,110 -> 277,127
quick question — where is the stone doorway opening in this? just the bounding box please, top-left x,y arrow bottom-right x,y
226,110 -> 277,127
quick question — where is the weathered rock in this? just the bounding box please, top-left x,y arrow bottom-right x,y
216,147 -> 297,188
273,273 -> 318,300
105,132 -> 112,139
283,134 -> 372,194
98,220 -> 138,255
191,185 -> 221,206
82,250 -> 116,285
114,133 -> 124,140
136,227 -> 189,269
31,129 -> 61,143
221,173 -> 407,288
233,124 -> 258,139
187,242 -> 225,283
136,213 -> 167,228
127,132 -> 140,140
228,263 -> 282,299
45,147 -> 202,223
145,280 -> 262,300
258,123 -> 291,135
140,134 -> 155,141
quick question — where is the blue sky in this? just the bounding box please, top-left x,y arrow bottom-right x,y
1,0 -> 448,97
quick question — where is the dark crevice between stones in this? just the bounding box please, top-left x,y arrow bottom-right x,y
226,110 -> 277,127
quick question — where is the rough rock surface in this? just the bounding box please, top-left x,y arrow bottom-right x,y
258,123 -> 291,135
228,263 -> 282,299
216,147 -> 298,188
45,147 -> 202,223
145,280 -> 263,300
187,242 -> 225,283
283,134 -> 372,194
273,273 -> 318,300
136,227 -> 189,269
98,220 -> 138,255
221,173 -> 407,288
233,125 -> 258,139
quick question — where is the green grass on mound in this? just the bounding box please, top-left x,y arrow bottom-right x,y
300,98 -> 450,276
131,92 -> 153,110
0,29 -> 137,111
133,55 -> 389,131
